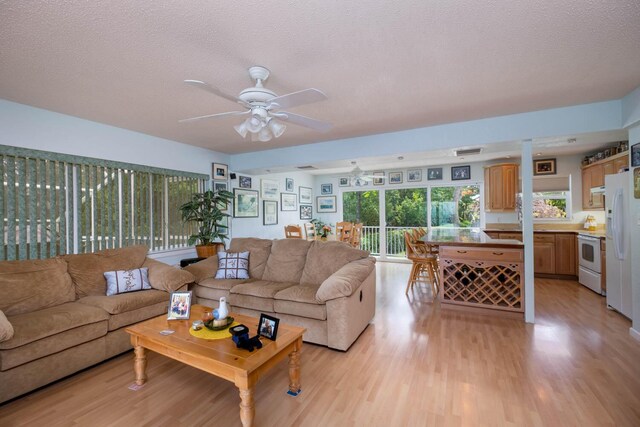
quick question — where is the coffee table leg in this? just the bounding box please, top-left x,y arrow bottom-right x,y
287,337 -> 302,396
134,345 -> 147,386
239,387 -> 255,427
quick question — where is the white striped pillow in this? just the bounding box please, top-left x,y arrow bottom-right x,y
104,267 -> 151,296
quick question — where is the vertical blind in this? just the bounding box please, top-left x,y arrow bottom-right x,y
1,145 -> 207,261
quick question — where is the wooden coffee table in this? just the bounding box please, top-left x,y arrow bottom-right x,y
125,304 -> 305,427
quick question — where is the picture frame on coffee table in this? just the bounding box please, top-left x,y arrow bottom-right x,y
258,313 -> 280,340
168,291 -> 192,320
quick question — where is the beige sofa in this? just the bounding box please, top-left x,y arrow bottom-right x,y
0,245 -> 193,404
185,238 -> 376,351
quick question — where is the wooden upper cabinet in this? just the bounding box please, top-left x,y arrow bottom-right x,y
484,163 -> 518,212
581,152 -> 628,210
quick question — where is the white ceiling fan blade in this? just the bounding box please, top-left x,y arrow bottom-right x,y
271,111 -> 332,132
179,110 -> 249,123
268,88 -> 327,110
184,80 -> 250,107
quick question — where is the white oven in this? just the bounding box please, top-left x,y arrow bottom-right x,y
578,234 -> 602,294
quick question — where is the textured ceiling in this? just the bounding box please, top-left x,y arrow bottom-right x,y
1,1 -> 639,154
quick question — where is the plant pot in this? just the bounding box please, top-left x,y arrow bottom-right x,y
196,243 -> 224,258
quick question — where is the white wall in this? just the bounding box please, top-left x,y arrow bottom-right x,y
0,100 -> 229,175
229,171 -> 315,240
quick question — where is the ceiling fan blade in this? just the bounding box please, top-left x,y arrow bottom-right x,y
271,111 -> 332,132
268,88 -> 327,110
179,110 -> 249,123
184,80 -> 249,107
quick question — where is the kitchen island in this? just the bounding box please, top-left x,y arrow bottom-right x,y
421,228 -> 525,315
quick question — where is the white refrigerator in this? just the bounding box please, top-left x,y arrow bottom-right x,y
605,172 -> 633,319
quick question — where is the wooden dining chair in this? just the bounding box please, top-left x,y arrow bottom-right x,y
284,224 -> 303,239
304,222 -> 316,240
350,223 -> 363,248
404,232 -> 439,296
336,221 -> 353,243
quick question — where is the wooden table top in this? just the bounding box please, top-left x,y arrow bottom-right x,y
421,228 -> 523,248
125,304 -> 306,378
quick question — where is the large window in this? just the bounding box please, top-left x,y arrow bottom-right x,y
342,190 -> 380,254
1,145 -> 206,261
430,185 -> 480,228
531,191 -> 570,219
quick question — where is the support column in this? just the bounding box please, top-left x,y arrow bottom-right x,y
521,140 -> 535,323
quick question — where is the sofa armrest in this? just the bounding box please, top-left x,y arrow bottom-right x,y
182,255 -> 219,283
142,258 -> 195,293
316,257 -> 376,303
0,310 -> 14,343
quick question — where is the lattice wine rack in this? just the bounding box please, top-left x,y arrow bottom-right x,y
439,258 -> 524,312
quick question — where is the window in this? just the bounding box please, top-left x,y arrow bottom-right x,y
1,145 -> 207,261
430,185 -> 480,228
531,191 -> 570,220
342,190 -> 380,254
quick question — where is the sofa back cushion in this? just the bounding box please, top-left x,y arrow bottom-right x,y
229,238 -> 273,279
0,258 -> 76,316
300,241 -> 370,285
261,239 -> 312,283
64,245 -> 149,298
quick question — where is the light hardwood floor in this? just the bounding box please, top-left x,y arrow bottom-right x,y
1,262 -> 639,426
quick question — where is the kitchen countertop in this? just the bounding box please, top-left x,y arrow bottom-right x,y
421,228 -> 524,248
483,228 -> 606,238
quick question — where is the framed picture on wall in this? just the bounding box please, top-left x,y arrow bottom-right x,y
373,172 -> 385,186
407,169 -> 422,182
631,143 -> 640,167
285,178 -> 294,192
280,193 -> 297,211
300,204 -> 312,220
213,181 -> 227,192
533,158 -> 556,176
316,196 -> 337,213
212,163 -> 228,180
263,201 -> 278,225
238,175 -> 252,189
321,183 -> 333,195
299,186 -> 312,204
233,188 -> 259,218
427,167 -> 443,180
389,172 -> 403,184
260,179 -> 279,201
451,165 -> 471,180
339,177 -> 350,187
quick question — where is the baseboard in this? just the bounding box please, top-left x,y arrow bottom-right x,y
630,327 -> 640,342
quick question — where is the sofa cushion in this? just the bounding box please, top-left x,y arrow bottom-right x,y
0,302 -> 109,351
229,280 -> 298,312
300,241 -> 370,286
77,289 -> 168,315
316,257 -> 376,302
183,255 -> 219,283
65,245 -> 149,298
0,318 -> 107,371
261,239 -> 312,283
229,238 -> 273,279
215,251 -> 250,279
0,310 -> 14,343
143,258 -> 195,292
105,267 -> 151,296
273,284 -> 327,320
0,258 -> 76,316
107,301 -> 168,331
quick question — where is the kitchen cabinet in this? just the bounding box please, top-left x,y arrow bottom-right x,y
484,163 -> 518,212
581,152 -> 628,210
533,234 -> 556,274
555,234 -> 577,276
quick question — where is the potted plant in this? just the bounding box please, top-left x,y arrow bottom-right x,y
179,189 -> 234,258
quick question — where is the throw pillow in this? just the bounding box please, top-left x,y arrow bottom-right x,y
0,310 -> 14,342
215,251 -> 250,279
104,267 -> 151,296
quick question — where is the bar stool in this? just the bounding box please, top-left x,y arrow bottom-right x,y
404,232 -> 439,296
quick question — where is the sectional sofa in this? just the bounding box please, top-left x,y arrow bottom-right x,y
0,245 -> 193,403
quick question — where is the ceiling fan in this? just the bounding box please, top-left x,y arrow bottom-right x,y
179,66 -> 332,142
349,161 -> 384,186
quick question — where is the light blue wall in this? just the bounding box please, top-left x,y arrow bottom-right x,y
622,86 -> 640,128
230,100 -> 622,172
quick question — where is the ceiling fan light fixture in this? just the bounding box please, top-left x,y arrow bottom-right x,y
268,118 -> 286,138
234,120 -> 249,138
258,127 -> 272,142
247,116 -> 264,133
